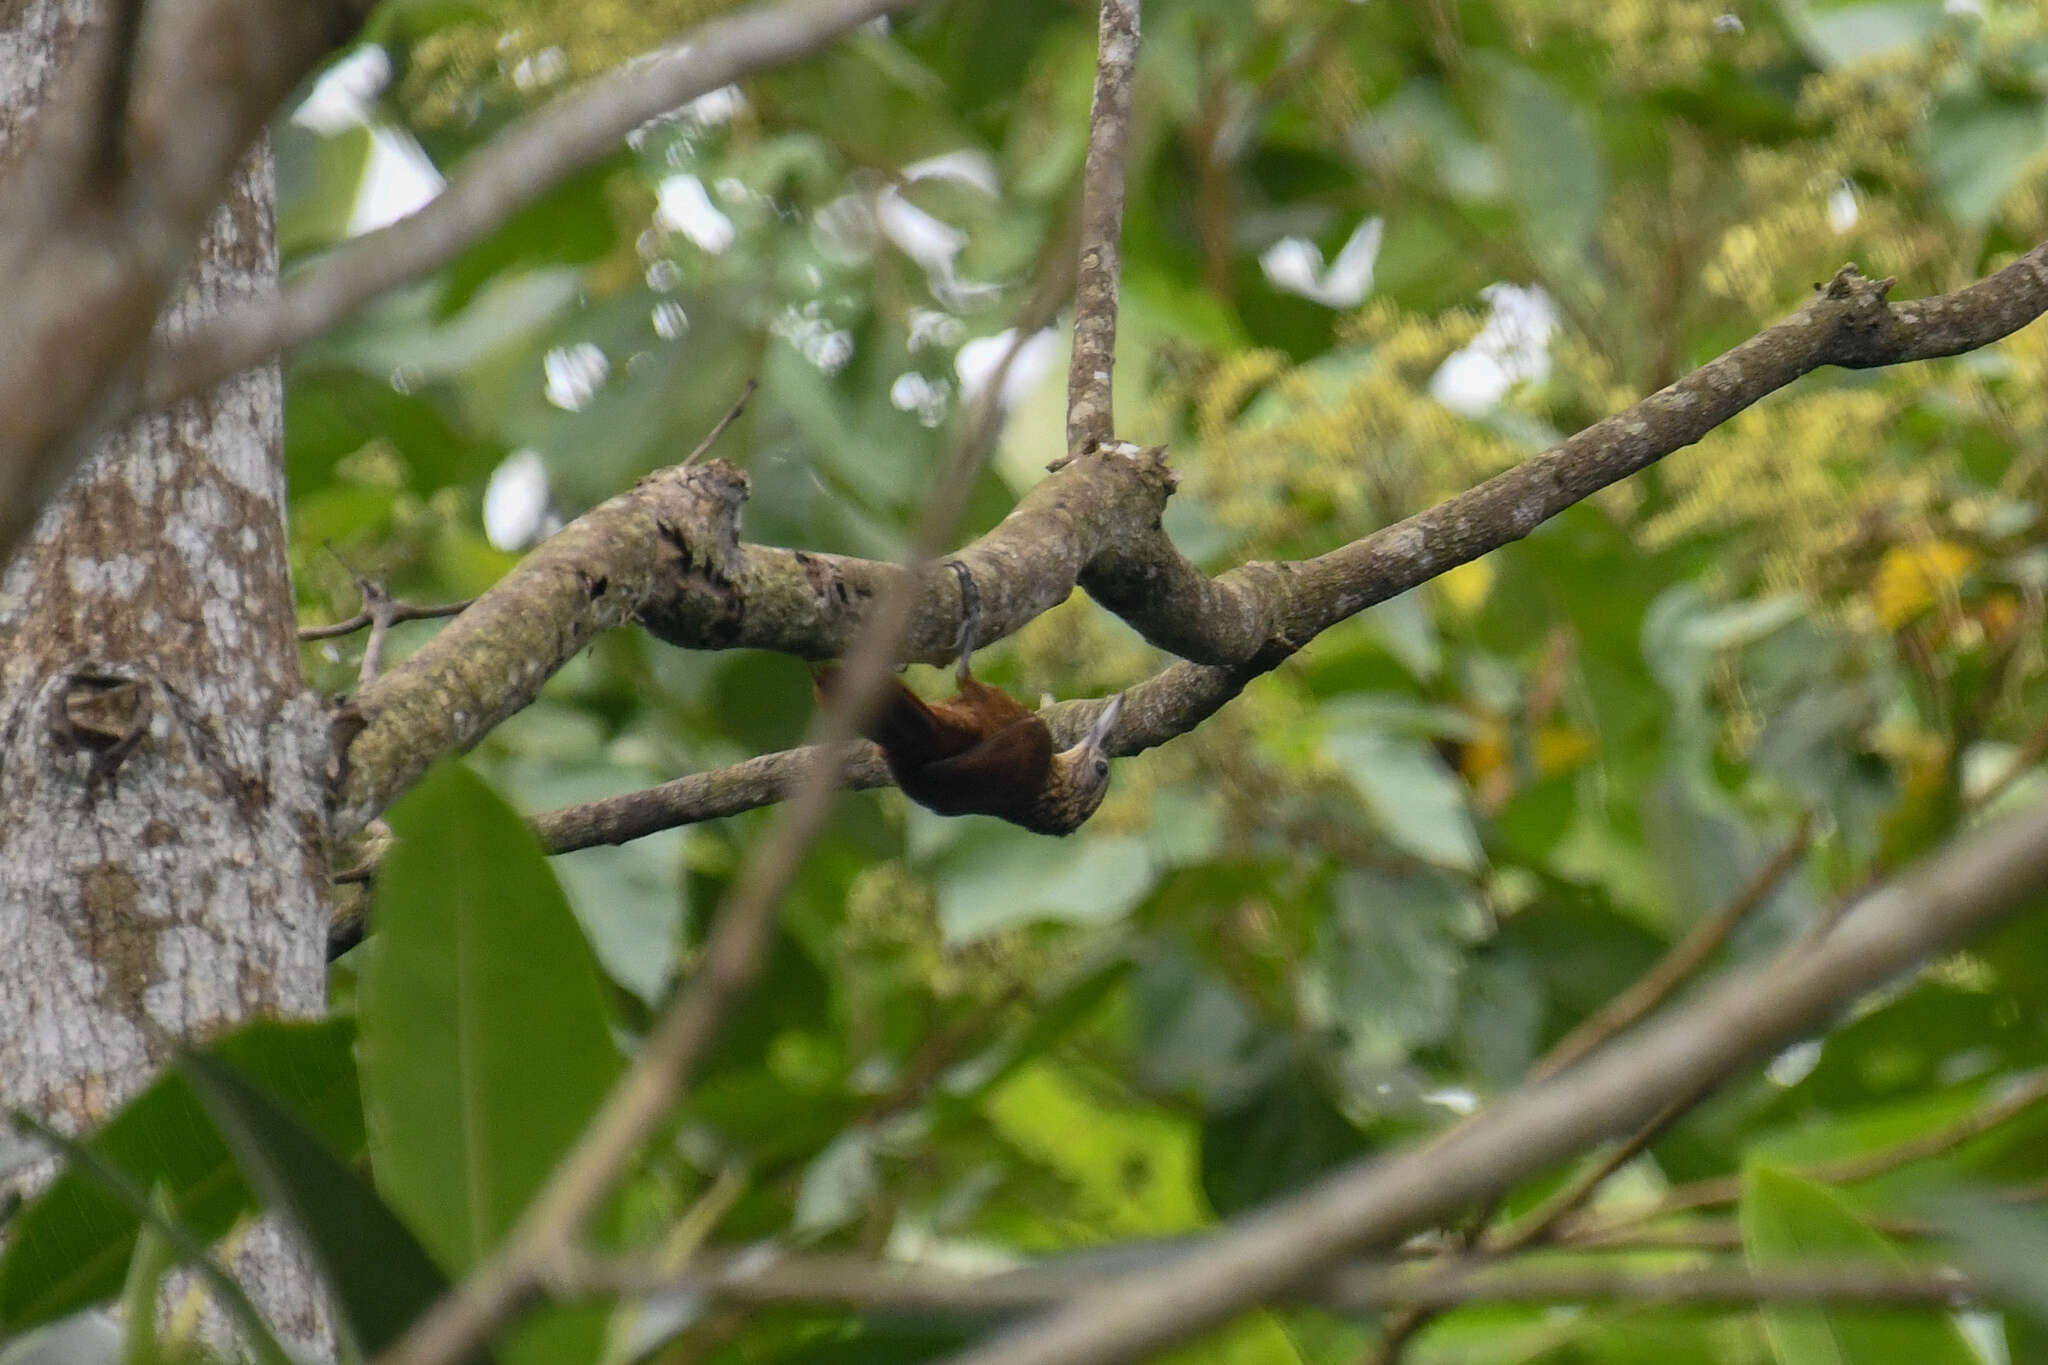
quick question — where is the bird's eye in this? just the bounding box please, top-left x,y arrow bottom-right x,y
1094,757 -> 1110,778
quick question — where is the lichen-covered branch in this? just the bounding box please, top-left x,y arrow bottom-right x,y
639,440 -> 1178,664
336,463 -> 750,832
366,218 -> 1042,1365
461,254 -> 2048,847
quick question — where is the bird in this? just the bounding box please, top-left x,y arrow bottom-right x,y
813,564 -> 1125,835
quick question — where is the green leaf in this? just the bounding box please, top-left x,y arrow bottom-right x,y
357,764 -> 621,1365
1785,1 -> 1948,69
276,122 -> 373,259
982,1063 -> 1205,1237
1740,1163 -> 1976,1365
180,1051 -> 484,1363
1312,870 -> 1481,1069
934,829 -> 1156,943
1324,727 -> 1485,873
1200,1062 -> 1366,1215
1925,91 -> 2048,226
439,161 -> 624,316
357,763 -> 623,1270
8,1115 -> 293,1365
285,366 -> 499,495
1923,1188 -> 2048,1320
1475,59 -> 1606,259
793,1129 -> 879,1237
361,0 -> 497,48
0,1020 -> 361,1335
117,1192 -> 175,1365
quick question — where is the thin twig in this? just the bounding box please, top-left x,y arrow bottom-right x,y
335,252 -> 2048,836
1366,818 -> 1814,1362
1563,1067 -> 2048,1240
856,986 -> 1026,1125
1974,708 -> 2048,810
1538,815 -> 1816,1081
684,380 -> 757,466
1490,1085 -> 1712,1255
1062,0 -> 1140,460
300,544 -> 477,686
547,1245 -> 1985,1317
298,598 -> 473,642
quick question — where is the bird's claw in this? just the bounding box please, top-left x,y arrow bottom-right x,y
947,560 -> 981,682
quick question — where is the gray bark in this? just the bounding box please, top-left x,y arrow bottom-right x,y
0,0 -> 331,1352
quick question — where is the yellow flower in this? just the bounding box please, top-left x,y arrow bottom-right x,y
1872,541 -> 1976,630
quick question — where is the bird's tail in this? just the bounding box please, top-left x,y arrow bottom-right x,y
811,665 -> 949,761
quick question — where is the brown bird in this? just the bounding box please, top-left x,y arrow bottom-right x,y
814,565 -> 1124,835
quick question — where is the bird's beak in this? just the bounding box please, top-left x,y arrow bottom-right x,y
1084,692 -> 1125,751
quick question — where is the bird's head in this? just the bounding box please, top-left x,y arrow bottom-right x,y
1036,692 -> 1126,835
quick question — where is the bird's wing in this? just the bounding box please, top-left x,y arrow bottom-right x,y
934,676 -> 1038,732
814,665 -> 990,760
901,716 -> 1054,822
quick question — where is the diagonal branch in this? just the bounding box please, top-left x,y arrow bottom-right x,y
1538,814 -> 1816,1079
335,460 -> 754,833
1366,816 -> 1815,1363
930,794 -> 2048,1365
136,0 -> 920,416
1562,1066 -> 2048,1240
0,0 -> 372,564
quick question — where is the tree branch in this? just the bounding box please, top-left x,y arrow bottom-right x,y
490,253 -> 2048,851
546,1245 -> 1984,1318
135,0 -> 920,416
1366,816 -> 1813,1363
931,793 -> 2048,1365
298,596 -> 474,642
1063,0 -> 1139,458
335,460 -> 754,833
0,0 -> 371,564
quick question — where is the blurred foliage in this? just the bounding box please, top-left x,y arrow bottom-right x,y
29,0 -> 2048,1362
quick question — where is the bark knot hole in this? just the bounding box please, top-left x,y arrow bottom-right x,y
49,668 -> 153,783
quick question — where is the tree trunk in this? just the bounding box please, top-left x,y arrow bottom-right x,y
0,1 -> 331,1351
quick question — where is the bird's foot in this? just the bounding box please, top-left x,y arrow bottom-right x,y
947,560 -> 981,682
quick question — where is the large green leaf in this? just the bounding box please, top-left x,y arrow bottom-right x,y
356,763 -> 622,1364
276,121 -> 374,259
7,1116 -> 292,1365
1740,1163 -> 1977,1365
1785,0 -> 1950,68
0,1020 -> 361,1335
1924,91 -> 2048,226
1312,870 -> 1483,1074
357,762 -> 623,1262
1324,727 -> 1485,873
